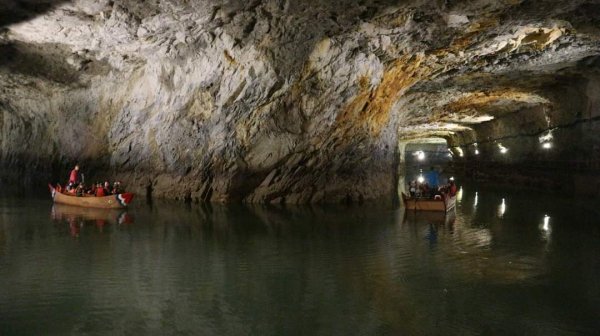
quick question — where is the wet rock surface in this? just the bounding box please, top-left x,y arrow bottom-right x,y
1,0 -> 599,202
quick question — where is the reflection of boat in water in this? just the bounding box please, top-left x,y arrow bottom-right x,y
51,204 -> 133,225
404,208 -> 456,226
402,192 -> 456,212
48,184 -> 134,209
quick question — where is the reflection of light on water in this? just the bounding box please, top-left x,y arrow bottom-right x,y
498,198 -> 506,218
473,192 -> 478,208
471,229 -> 492,248
457,187 -> 463,203
541,215 -> 552,241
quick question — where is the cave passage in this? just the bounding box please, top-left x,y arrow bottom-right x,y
1,1 -> 600,334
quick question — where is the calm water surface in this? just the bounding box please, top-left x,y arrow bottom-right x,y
0,186 -> 598,335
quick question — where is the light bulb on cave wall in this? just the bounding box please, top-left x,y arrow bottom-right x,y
455,147 -> 464,157
540,131 -> 554,150
498,144 -> 508,154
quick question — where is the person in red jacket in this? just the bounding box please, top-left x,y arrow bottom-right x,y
95,183 -> 105,197
69,164 -> 82,185
449,179 -> 458,196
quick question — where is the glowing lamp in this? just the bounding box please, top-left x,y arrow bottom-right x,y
454,147 -> 464,157
498,144 -> 508,154
417,175 -> 425,183
542,142 -> 552,149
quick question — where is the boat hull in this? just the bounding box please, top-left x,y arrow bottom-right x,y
49,184 -> 134,209
402,193 -> 456,212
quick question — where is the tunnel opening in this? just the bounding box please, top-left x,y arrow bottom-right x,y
397,137 -> 453,199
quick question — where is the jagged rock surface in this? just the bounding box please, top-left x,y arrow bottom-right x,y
1,0 -> 599,202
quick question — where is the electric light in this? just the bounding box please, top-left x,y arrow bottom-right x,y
417,151 -> 425,161
498,144 -> 508,154
542,142 -> 552,149
455,147 -> 464,157
474,149 -> 480,155
417,175 -> 425,183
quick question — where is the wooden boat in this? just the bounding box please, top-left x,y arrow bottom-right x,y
402,192 -> 456,212
48,184 -> 134,209
403,209 -> 455,224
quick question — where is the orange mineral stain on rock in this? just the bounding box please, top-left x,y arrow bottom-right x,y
445,89 -> 550,115
336,54 -> 429,136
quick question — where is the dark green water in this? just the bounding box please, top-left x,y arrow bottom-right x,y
0,186 -> 598,335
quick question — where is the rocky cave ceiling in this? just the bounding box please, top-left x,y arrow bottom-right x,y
3,0 -> 599,139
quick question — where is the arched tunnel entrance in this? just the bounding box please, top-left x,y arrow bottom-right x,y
397,138 -> 453,199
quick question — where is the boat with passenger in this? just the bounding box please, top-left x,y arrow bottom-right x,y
48,184 -> 134,209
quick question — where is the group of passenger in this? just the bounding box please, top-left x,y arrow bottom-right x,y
55,164 -> 123,197
408,166 -> 457,199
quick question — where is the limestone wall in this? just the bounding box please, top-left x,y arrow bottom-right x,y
1,1 -> 599,202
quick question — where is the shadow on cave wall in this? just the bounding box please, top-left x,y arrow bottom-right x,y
0,41 -> 83,84
0,0 -> 70,28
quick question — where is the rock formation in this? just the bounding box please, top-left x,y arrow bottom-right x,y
1,0 -> 599,203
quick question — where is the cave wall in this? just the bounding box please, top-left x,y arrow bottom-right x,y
1,0 -> 407,203
1,0 -> 600,202
448,70 -> 600,195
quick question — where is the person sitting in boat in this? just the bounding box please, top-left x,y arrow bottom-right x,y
95,183 -> 105,197
69,164 -> 83,185
103,181 -> 112,195
419,182 -> 429,197
425,166 -> 440,191
113,181 -> 123,194
66,182 -> 75,194
75,183 -> 85,197
448,178 -> 457,197
408,181 -> 417,197
55,183 -> 62,193
86,183 -> 97,195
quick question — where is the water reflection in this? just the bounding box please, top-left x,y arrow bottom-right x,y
456,186 -> 463,203
498,198 -> 506,218
0,192 -> 597,335
51,204 -> 133,237
540,214 -> 551,242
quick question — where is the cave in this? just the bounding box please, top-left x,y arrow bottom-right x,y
1,0 -> 599,204
2,1 -> 600,334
